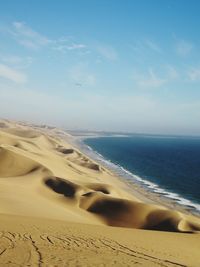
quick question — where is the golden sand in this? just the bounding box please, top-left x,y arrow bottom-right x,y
0,119 -> 199,266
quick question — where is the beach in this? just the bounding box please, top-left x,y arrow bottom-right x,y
81,135 -> 200,216
0,119 -> 200,266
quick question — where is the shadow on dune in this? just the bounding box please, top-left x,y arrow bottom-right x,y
56,146 -> 74,155
44,177 -> 78,198
56,145 -> 102,172
44,176 -> 200,233
81,193 -> 200,233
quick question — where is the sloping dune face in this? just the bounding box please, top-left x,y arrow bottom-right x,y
0,147 -> 40,177
0,122 -> 200,234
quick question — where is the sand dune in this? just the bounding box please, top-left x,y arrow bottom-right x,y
43,175 -> 199,232
0,146 -> 41,177
0,120 -> 200,266
57,144 -> 103,172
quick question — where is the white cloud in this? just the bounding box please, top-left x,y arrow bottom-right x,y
132,65 -> 181,89
0,54 -> 33,69
166,65 -> 179,80
130,39 -> 161,55
5,21 -> 88,54
96,44 -> 118,61
66,44 -> 86,50
187,67 -> 200,81
53,43 -> 87,53
12,21 -> 51,50
133,69 -> 166,88
0,55 -> 22,64
0,63 -> 27,83
145,39 -> 161,53
175,39 -> 194,57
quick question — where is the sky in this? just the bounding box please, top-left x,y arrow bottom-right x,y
0,0 -> 200,135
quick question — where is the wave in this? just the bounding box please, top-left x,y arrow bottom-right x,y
81,141 -> 200,215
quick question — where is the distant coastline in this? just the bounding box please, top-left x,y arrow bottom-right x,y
67,129 -> 200,139
69,132 -> 200,217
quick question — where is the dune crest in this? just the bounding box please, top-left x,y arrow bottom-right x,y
0,146 -> 41,177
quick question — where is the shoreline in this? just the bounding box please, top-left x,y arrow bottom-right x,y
67,133 -> 200,217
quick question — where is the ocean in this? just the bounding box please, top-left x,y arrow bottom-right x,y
83,135 -> 200,214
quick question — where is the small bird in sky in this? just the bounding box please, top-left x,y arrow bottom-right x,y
75,83 -> 82,86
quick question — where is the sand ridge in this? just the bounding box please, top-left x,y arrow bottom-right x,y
0,119 -> 200,266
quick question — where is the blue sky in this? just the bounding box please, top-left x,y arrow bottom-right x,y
0,0 -> 200,135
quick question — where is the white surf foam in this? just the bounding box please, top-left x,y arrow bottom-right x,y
81,140 -> 200,214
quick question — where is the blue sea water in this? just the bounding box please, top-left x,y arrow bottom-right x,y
84,135 -> 200,213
